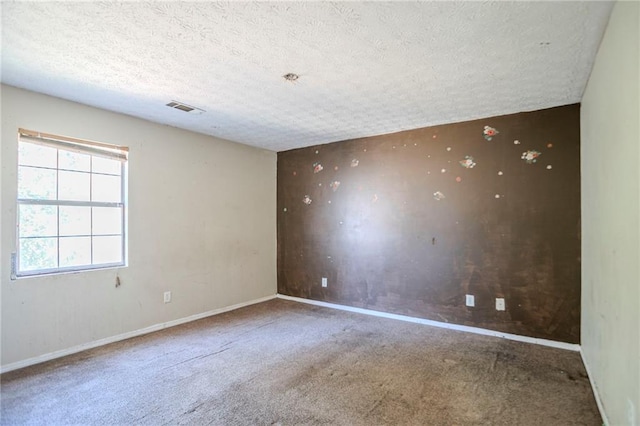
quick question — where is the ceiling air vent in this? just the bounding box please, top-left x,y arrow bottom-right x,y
166,101 -> 205,114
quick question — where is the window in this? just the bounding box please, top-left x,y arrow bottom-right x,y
14,128 -> 128,277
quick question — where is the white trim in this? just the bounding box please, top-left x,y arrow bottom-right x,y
277,294 -> 581,352
0,294 -> 277,374
580,348 -> 609,425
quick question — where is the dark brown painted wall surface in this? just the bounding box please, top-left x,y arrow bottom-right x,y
277,105 -> 581,343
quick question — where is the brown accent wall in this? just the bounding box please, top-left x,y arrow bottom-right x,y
277,105 -> 581,343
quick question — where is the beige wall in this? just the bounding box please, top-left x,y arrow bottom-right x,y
1,85 -> 277,369
580,2 -> 639,425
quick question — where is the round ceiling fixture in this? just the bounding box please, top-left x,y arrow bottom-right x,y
283,73 -> 299,82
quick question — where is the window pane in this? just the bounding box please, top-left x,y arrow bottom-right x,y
92,156 -> 121,175
92,174 -> 121,202
59,150 -> 90,172
93,207 -> 122,235
18,142 -> 57,168
19,205 -> 57,238
93,236 -> 122,265
17,136 -> 127,275
18,166 -> 57,200
19,237 -> 57,271
59,206 -> 91,236
58,170 -> 90,201
60,237 -> 91,268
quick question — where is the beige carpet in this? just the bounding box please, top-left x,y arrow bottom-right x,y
1,299 -> 601,425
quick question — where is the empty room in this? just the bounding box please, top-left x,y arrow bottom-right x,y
1,1 -> 638,425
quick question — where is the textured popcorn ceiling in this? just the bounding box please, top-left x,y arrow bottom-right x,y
1,2 -> 613,152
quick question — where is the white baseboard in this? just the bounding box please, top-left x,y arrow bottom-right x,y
0,294 -> 277,374
2,293 -> 582,375
277,294 -> 581,352
580,348 -> 609,425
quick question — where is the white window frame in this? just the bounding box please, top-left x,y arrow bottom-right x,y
13,128 -> 128,278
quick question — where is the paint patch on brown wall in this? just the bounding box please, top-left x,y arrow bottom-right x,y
277,105 -> 581,343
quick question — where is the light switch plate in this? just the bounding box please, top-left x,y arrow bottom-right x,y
465,294 -> 475,307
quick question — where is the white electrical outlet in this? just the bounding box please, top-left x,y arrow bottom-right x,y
465,294 -> 475,307
496,298 -> 505,311
164,291 -> 172,303
321,277 -> 328,288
